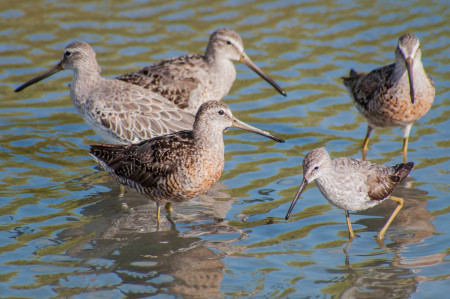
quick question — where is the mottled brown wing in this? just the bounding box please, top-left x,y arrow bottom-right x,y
132,132 -> 193,188
117,54 -> 207,108
88,79 -> 195,144
367,162 -> 414,201
90,143 -> 129,166
90,131 -> 194,189
342,64 -> 395,108
89,143 -> 156,186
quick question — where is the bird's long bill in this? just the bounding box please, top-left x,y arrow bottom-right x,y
239,52 -> 286,96
285,177 -> 308,220
405,57 -> 415,104
15,62 -> 63,92
232,117 -> 284,143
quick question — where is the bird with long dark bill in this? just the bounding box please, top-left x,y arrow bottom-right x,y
90,101 -> 284,225
343,33 -> 434,163
285,148 -> 413,241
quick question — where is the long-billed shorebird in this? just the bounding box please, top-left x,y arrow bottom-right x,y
15,41 -> 195,144
343,33 -> 435,162
117,28 -> 286,114
90,101 -> 284,225
285,148 -> 413,241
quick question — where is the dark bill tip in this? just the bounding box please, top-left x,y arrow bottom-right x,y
15,62 -> 63,92
240,53 -> 287,97
285,177 -> 308,220
232,117 -> 285,143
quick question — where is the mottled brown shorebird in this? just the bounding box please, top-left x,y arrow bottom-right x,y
15,41 -> 195,144
285,148 -> 413,241
343,33 -> 435,162
117,28 -> 286,114
90,101 -> 284,224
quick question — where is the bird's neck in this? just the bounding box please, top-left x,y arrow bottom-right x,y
205,52 -> 237,97
193,122 -> 225,151
393,55 -> 427,86
70,63 -> 102,108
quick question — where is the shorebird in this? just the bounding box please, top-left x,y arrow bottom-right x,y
285,148 -> 413,241
343,33 -> 435,162
90,101 -> 284,225
117,28 -> 286,114
15,41 -> 195,144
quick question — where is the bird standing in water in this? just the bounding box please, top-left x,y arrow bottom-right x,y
343,33 -> 434,162
90,101 -> 284,226
285,148 -> 413,241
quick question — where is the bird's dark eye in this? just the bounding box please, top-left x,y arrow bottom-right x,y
64,51 -> 72,57
218,110 -> 225,115
314,166 -> 319,171
226,41 -> 232,45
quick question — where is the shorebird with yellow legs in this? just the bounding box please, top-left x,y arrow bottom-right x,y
343,33 -> 435,162
90,101 -> 284,227
285,148 -> 413,241
117,29 -> 286,114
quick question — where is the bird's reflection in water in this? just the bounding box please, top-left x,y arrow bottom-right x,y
330,176 -> 446,298
57,181 -> 242,298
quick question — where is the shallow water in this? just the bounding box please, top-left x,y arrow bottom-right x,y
1,0 -> 449,298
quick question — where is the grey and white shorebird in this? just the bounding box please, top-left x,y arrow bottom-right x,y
343,33 -> 435,162
285,148 -> 413,241
117,28 -> 286,114
90,101 -> 284,225
15,41 -> 195,144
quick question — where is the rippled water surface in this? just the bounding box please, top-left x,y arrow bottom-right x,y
1,0 -> 449,298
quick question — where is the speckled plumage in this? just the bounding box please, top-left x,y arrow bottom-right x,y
343,33 -> 435,162
90,101 -> 284,223
117,29 -> 286,114
285,148 -> 413,240
15,41 -> 195,144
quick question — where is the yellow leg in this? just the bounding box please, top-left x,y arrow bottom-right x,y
155,202 -> 162,231
361,126 -> 372,161
377,196 -> 404,241
345,210 -> 355,239
402,137 -> 409,163
165,202 -> 173,212
165,202 -> 176,227
156,203 -> 161,224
